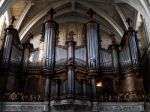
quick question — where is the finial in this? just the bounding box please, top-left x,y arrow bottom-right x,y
26,33 -> 33,43
10,16 -> 16,26
68,31 -> 75,41
87,9 -> 95,18
47,8 -> 56,19
126,17 -> 132,29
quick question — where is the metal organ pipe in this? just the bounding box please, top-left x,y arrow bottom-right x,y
43,19 -> 58,100
44,22 -> 58,69
119,45 -> 131,69
128,31 -> 140,66
2,28 -> 14,65
111,45 -> 119,70
1,24 -> 23,68
85,17 -> 100,100
22,42 -> 33,70
100,49 -> 112,69
86,21 -> 100,69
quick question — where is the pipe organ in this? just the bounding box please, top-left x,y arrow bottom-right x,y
100,49 -> 112,70
43,20 -> 58,69
22,40 -> 33,70
0,18 -> 23,92
86,21 -> 100,69
0,9 -> 144,103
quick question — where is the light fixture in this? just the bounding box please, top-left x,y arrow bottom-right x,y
96,81 -> 102,87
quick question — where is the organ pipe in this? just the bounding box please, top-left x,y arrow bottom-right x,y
110,37 -> 119,71
22,36 -> 33,70
128,30 -> 140,68
2,28 -> 13,65
1,18 -> 21,66
100,49 -> 112,69
126,18 -> 140,69
44,20 -> 58,69
86,21 -> 100,69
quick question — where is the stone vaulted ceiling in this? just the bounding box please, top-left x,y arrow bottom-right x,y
6,0 -> 139,43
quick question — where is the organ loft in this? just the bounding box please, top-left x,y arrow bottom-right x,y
0,0 -> 150,112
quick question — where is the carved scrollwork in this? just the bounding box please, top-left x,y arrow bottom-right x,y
2,92 -> 42,102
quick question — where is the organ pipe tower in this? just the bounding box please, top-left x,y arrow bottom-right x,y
86,9 -> 100,100
43,8 -> 59,100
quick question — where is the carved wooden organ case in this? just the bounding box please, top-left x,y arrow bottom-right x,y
0,10 -> 144,101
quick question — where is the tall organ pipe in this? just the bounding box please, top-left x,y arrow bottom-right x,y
22,42 -> 33,70
1,25 -> 19,66
110,38 -> 119,71
86,21 -> 100,69
44,20 -> 58,69
127,30 -> 140,69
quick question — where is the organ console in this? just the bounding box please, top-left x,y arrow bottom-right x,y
0,9 -> 144,102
